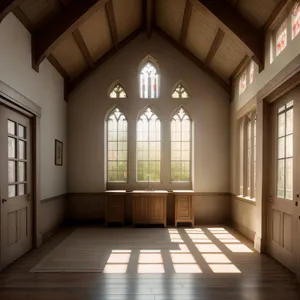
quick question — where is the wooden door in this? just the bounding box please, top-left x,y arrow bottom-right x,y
268,97 -> 299,272
148,196 -> 165,225
0,105 -> 32,268
133,196 -> 148,224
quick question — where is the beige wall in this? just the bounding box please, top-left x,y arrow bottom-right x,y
68,32 -> 230,195
0,14 -> 67,236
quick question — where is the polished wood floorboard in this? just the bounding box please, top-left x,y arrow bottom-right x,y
0,226 -> 299,300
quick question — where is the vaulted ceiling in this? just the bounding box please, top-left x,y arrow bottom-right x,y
0,0 -> 294,97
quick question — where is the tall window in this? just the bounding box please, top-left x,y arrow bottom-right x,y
171,107 -> 191,181
109,83 -> 127,98
107,108 -> 128,182
292,2 -> 300,40
276,19 -> 287,56
277,101 -> 293,200
239,112 -> 256,200
140,62 -> 159,98
239,71 -> 247,95
137,107 -> 161,181
172,84 -> 190,98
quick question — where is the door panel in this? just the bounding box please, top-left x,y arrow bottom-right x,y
149,196 -> 165,223
268,97 -> 298,273
0,105 -> 32,268
133,196 -> 148,223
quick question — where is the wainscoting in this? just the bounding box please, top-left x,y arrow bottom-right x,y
40,194 -> 67,242
231,195 -> 256,241
66,193 -> 231,226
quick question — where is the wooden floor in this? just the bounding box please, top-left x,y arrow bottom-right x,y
0,226 -> 299,300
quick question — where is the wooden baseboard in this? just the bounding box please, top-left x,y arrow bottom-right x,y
232,221 -> 256,242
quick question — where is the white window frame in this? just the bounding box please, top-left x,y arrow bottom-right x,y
170,106 -> 192,182
238,111 -> 256,200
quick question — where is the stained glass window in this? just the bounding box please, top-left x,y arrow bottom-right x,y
292,2 -> 300,40
107,108 -> 128,182
171,107 -> 191,181
277,101 -> 293,200
140,62 -> 159,98
172,84 -> 190,98
137,107 -> 161,181
109,84 -> 127,98
239,71 -> 247,95
249,61 -> 254,84
276,20 -> 287,56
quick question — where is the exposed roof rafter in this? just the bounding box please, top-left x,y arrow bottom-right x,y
197,0 -> 264,70
0,0 -> 23,22
68,27 -> 143,95
146,0 -> 154,38
205,28 -> 225,66
264,0 -> 297,32
105,0 -> 118,47
156,27 -> 230,94
32,0 -> 109,70
72,29 -> 95,68
48,54 -> 70,80
230,55 -> 251,81
180,0 -> 193,45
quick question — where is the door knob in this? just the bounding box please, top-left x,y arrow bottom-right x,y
27,194 -> 30,202
2,198 -> 7,203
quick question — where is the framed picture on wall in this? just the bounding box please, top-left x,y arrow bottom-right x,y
55,139 -> 63,166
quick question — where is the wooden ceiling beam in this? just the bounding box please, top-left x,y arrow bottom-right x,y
13,6 -> 34,32
156,27 -> 230,94
197,0 -> 264,70
146,0 -> 154,38
72,29 -> 95,68
48,54 -> 70,81
68,27 -> 143,95
180,0 -> 193,45
205,28 -> 225,66
230,55 -> 251,81
264,0 -> 297,32
60,0 -> 71,7
32,0 -> 109,70
105,0 -> 118,47
227,0 -> 238,6
0,0 -> 23,22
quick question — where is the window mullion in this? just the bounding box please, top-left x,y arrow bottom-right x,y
242,117 -> 248,197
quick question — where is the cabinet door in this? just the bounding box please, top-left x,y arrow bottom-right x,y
149,196 -> 165,223
106,196 -> 124,222
133,196 -> 148,223
176,196 -> 192,220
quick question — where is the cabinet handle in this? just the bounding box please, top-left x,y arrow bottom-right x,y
1,198 -> 7,203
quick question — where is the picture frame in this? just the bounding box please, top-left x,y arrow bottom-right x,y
55,139 -> 63,166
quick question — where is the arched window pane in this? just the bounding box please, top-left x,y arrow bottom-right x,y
137,107 -> 160,181
140,63 -> 159,99
292,2 -> 300,40
109,84 -> 127,98
172,84 -> 190,98
171,107 -> 191,182
239,71 -> 247,95
107,108 -> 128,182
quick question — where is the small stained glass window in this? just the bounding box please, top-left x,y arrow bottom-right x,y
140,62 -> 159,98
109,84 -> 127,98
239,71 -> 247,95
292,2 -> 300,40
172,84 -> 190,98
276,20 -> 287,56
249,61 -> 254,84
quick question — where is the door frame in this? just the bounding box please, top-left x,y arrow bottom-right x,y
264,86 -> 300,278
0,81 -> 42,261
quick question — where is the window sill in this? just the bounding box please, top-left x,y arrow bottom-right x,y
236,195 -> 256,206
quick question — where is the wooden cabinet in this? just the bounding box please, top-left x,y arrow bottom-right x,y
105,191 -> 125,227
174,191 -> 195,227
132,192 -> 167,227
